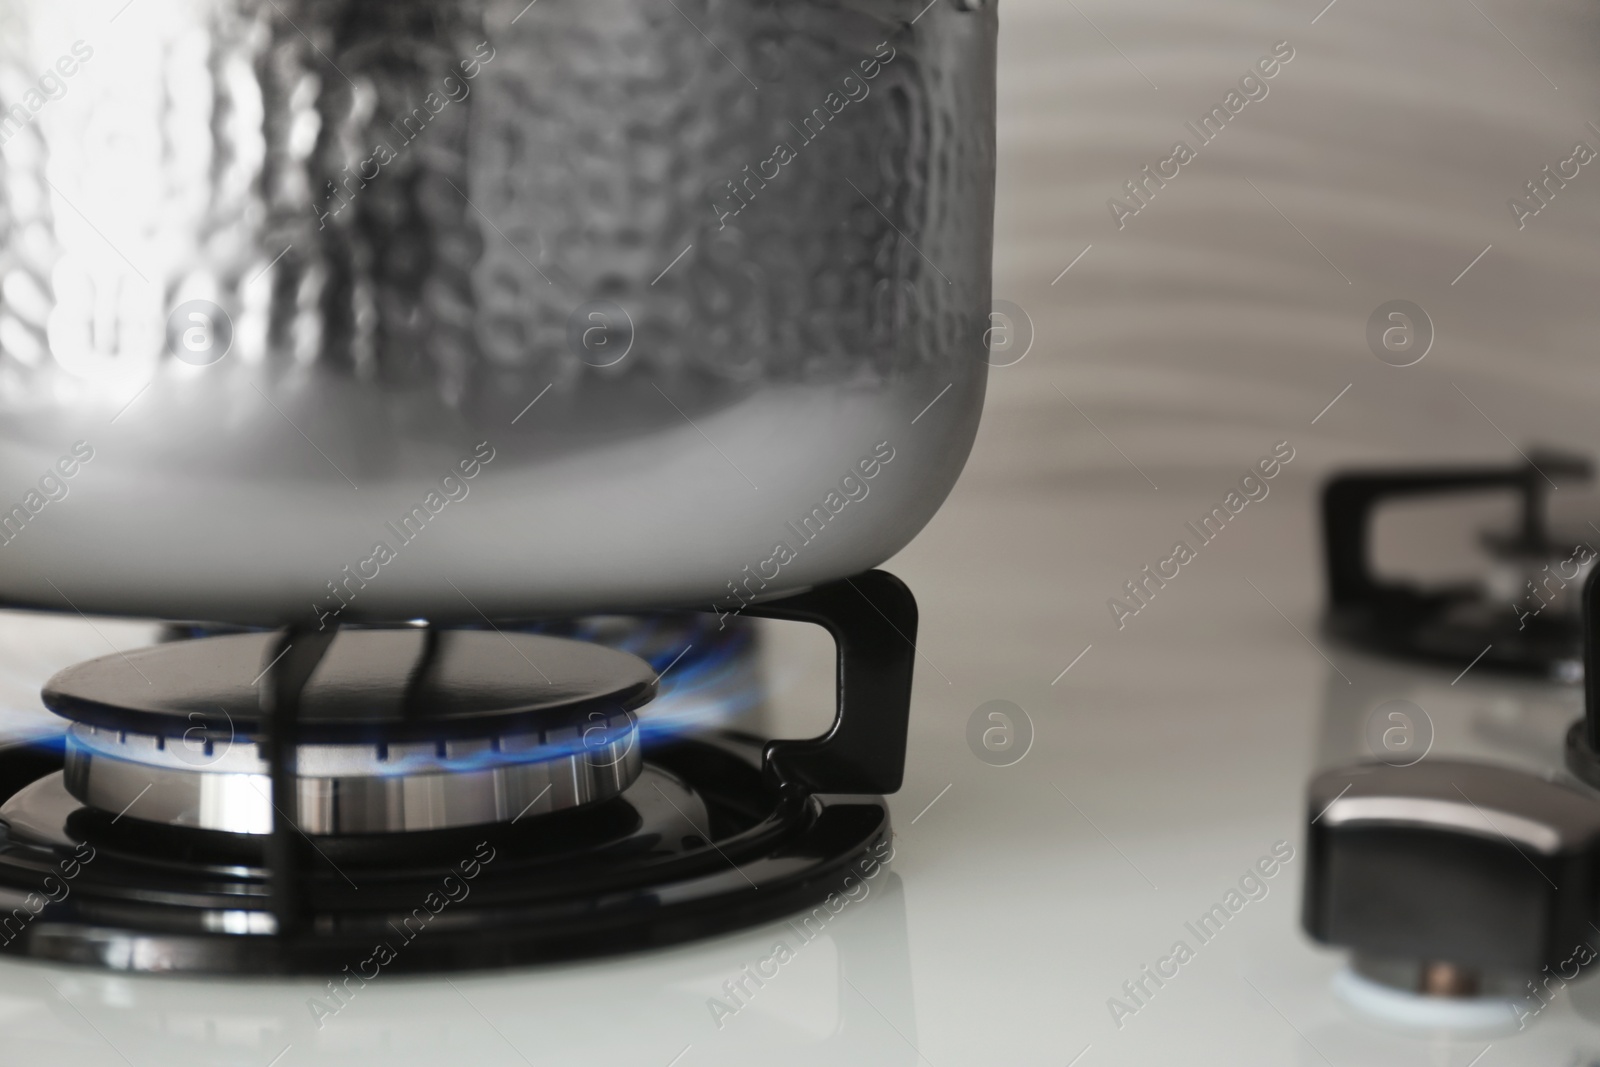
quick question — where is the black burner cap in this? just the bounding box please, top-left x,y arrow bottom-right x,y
42,630 -> 657,744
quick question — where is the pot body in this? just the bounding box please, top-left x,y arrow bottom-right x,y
0,0 -> 996,625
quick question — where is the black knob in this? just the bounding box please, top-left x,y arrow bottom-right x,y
1303,759 -> 1600,978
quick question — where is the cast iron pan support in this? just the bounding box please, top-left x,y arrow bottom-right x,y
252,570 -> 918,940
1323,449 -> 1590,613
260,627 -> 339,943
716,569 -> 917,796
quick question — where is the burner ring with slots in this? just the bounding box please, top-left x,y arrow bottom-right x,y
45,629 -> 654,835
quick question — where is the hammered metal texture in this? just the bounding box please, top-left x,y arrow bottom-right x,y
0,0 -> 996,622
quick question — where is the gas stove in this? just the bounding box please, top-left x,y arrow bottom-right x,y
13,456 -> 1600,1066
0,574 -> 913,977
13,0 -> 1600,1063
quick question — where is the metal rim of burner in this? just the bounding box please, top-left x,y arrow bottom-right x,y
1322,448 -> 1594,681
60,714 -> 641,835
0,571 -> 917,973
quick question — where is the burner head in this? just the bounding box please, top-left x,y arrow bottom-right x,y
43,630 -> 656,834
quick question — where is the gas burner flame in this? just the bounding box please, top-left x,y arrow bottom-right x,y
520,612 -> 765,745
3,732 -> 65,756
319,619 -> 761,777
357,619 -> 761,776
636,622 -> 764,743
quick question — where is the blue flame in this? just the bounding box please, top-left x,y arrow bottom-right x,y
46,615 -> 768,777
4,732 -> 66,755
518,613 -> 766,746
358,615 -> 766,775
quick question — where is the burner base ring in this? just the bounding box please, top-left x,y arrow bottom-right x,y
62,720 -> 642,835
0,736 -> 893,975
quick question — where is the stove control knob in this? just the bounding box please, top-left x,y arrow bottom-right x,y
1303,760 -> 1600,981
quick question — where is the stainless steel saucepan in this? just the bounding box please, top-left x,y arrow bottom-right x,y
0,0 -> 997,625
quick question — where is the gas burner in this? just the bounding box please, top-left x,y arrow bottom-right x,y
0,572 -> 916,975
48,630 -> 651,835
1322,449 -> 1595,681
